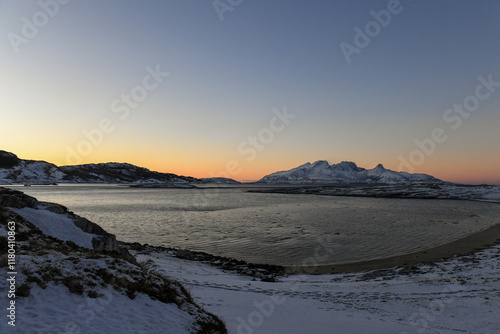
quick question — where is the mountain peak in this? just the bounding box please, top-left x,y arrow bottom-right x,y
0,150 -> 21,169
0,151 -> 198,184
258,160 -> 441,184
0,151 -> 242,185
336,161 -> 359,169
0,150 -> 17,157
312,160 -> 330,166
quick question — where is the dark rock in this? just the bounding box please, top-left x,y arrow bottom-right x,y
0,188 -> 38,208
0,187 -> 136,264
120,241 -> 285,281
0,151 -> 21,168
261,275 -> 277,282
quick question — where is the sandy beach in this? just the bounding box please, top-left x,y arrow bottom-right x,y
288,216 -> 500,274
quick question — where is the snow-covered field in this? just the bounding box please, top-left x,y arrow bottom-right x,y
135,245 -> 500,334
1,282 -> 202,334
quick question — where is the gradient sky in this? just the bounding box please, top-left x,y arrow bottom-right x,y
1,0 -> 499,183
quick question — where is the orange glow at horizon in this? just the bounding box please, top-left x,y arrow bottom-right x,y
3,145 -> 499,185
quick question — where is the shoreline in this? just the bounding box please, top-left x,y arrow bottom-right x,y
9,184 -> 500,276
121,220 -> 500,279
120,241 -> 286,282
287,220 -> 500,275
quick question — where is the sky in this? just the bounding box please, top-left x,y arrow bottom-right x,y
1,0 -> 499,183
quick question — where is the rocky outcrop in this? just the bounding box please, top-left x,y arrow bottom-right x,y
0,150 -> 21,168
0,187 -> 136,263
123,242 -> 285,282
0,188 -> 38,208
0,188 -> 227,333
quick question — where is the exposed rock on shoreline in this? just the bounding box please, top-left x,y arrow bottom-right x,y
122,242 -> 285,282
0,187 -> 135,263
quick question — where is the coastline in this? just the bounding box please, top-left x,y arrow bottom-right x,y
288,219 -> 500,274
8,183 -> 500,277
122,219 -> 500,279
3,186 -> 498,333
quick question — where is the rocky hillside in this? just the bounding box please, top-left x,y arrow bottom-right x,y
0,187 -> 227,333
0,151 -> 239,185
258,160 -> 441,185
0,151 -> 64,184
60,163 -> 197,184
198,177 -> 241,185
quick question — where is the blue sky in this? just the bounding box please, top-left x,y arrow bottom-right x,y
1,0 -> 499,183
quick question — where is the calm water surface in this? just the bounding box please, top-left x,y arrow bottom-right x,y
13,185 -> 500,266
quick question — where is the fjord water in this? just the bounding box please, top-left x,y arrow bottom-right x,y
16,185 -> 500,266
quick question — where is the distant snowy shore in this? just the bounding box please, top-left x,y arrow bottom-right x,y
248,182 -> 500,203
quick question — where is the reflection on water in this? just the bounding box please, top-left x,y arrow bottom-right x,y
14,185 -> 500,266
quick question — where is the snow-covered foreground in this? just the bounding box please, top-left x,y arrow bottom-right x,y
135,246 -> 500,334
0,283 -> 200,334
0,187 -> 226,334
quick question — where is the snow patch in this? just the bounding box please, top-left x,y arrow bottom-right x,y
9,207 -> 96,249
0,285 -> 196,334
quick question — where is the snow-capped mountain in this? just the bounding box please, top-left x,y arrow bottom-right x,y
257,160 -> 441,184
59,163 -> 197,184
0,150 -> 238,185
0,151 -> 64,184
